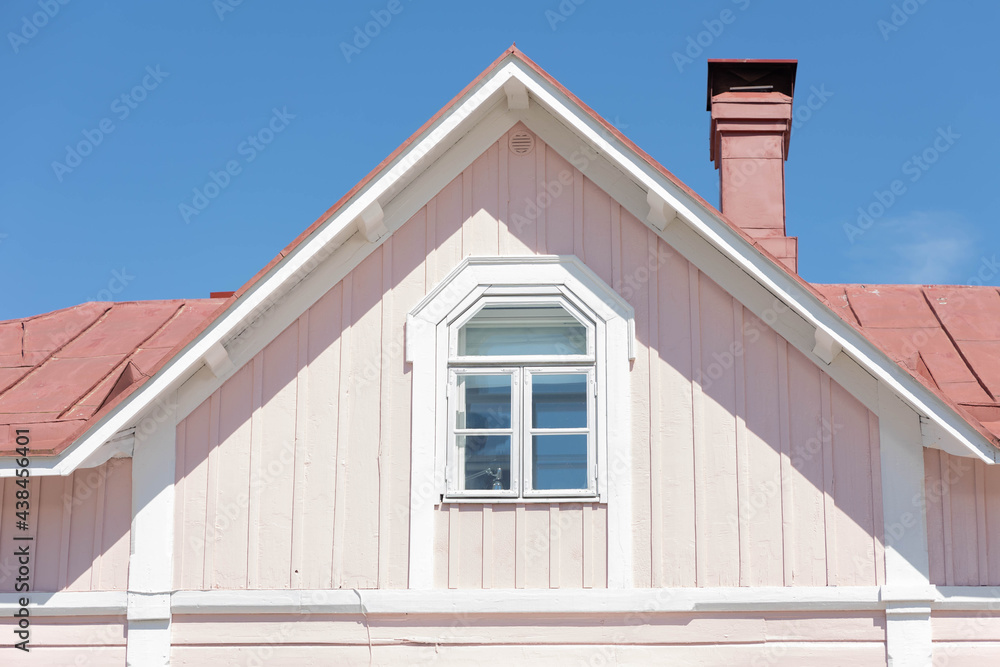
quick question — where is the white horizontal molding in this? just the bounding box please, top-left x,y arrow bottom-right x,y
174,587 -> 884,615
127,591 -> 172,622
2,586 -> 993,619
0,591 -> 126,616
933,586 -> 1000,610
172,586 -> 1000,616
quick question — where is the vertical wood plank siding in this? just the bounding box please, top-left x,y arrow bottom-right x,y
174,126 -> 884,589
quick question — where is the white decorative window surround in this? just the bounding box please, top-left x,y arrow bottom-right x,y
406,256 -> 635,588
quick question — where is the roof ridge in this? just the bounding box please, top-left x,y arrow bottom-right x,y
54,302 -> 187,420
0,301 -> 111,327
0,304 -> 113,405
813,282 -> 1000,290
0,297 -> 220,326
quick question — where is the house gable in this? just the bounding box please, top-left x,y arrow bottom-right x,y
12,48 -> 994,481
171,129 -> 885,591
8,48 -> 1000,666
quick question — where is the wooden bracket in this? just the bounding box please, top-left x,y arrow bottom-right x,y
813,327 -> 843,365
503,78 -> 529,110
646,190 -> 677,231
357,201 -> 387,243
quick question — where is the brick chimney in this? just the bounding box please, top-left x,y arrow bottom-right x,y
708,59 -> 798,272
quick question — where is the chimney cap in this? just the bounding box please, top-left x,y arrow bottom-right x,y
706,59 -> 798,111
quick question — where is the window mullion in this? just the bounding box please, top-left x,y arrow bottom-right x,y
522,367 -> 528,496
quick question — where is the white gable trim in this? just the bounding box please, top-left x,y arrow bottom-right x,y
11,52 -> 993,477
507,60 -> 996,464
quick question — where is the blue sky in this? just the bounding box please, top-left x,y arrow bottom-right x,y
2,0 -> 997,320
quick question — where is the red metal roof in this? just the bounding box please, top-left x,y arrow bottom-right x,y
0,299 -> 225,455
815,284 -> 1000,440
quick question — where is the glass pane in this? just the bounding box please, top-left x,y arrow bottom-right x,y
459,304 -> 587,356
455,374 -> 511,429
459,435 -> 511,491
532,434 -> 588,490
532,374 -> 588,429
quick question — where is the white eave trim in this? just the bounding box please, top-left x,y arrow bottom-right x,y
16,53 -> 994,476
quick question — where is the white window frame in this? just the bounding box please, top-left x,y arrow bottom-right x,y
448,294 -> 597,365
444,292 -> 601,502
406,256 -> 635,588
522,366 -> 597,498
445,361 -> 598,501
447,366 -> 521,500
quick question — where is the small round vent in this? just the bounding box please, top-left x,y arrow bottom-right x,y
509,131 -> 535,156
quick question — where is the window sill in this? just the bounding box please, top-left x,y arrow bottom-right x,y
439,495 -> 603,505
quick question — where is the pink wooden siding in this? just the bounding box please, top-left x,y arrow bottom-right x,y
0,458 -> 130,593
932,610 -> 1000,665
0,616 -> 125,665
170,611 -> 885,665
925,449 -> 1000,585
434,503 -> 608,589
174,126 -> 884,590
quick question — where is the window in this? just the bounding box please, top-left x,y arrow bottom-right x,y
447,300 -> 597,499
407,256 -> 635,509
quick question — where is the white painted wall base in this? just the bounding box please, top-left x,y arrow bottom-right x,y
128,620 -> 170,666
878,384 -> 934,667
126,392 -> 176,666
886,603 -> 933,667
